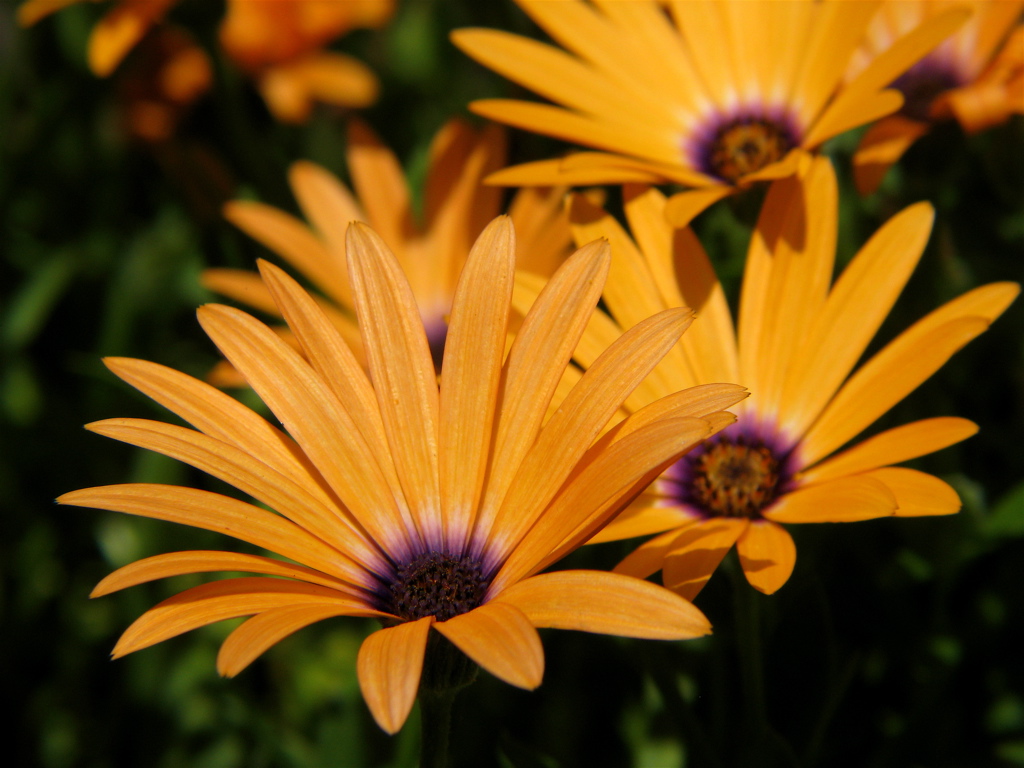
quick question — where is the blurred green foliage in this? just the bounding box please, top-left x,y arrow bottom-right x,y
3,1 -> 1023,767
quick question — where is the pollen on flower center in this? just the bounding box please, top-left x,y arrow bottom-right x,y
387,550 -> 489,622
703,118 -> 797,184
685,437 -> 784,519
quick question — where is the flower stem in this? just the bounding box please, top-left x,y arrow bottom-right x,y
417,632 -> 479,768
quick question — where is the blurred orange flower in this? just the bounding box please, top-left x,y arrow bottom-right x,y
219,0 -> 394,122
849,0 -> 1024,193
207,119 -> 574,381
19,0 -> 178,77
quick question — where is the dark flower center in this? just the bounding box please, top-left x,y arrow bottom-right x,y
705,118 -> 796,184
425,319 -> 448,376
677,436 -> 786,519
387,551 -> 489,622
892,64 -> 961,122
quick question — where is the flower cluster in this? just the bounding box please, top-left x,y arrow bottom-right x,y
38,0 -> 1020,749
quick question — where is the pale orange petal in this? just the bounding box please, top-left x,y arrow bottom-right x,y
201,268 -> 282,317
495,570 -> 710,639
258,260 -> 404,512
357,617 -> 434,734
197,304 -> 414,555
433,602 -> 544,690
475,239 -> 610,539
111,577 -> 372,657
218,602 -> 372,677
764,475 -> 897,523
614,527 -> 694,581
346,120 -> 414,250
663,186 -> 735,228
59,484 -> 362,580
852,116 -> 930,195
662,519 -> 748,601
490,307 -> 695,564
346,223 -> 442,544
736,520 -> 796,595
799,417 -> 978,484
586,501 -> 696,546
91,550 -> 357,598
486,156 -> 667,187
86,417 -> 378,575
438,218 -> 515,550
865,467 -> 962,517
102,357 -> 325,498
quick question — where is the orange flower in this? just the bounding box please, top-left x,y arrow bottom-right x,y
61,217 -> 742,733
219,0 -> 394,122
514,156 -> 1018,598
206,118 -> 574,381
850,0 -> 1024,193
18,0 -> 178,77
453,0 -> 968,225
116,25 -> 212,143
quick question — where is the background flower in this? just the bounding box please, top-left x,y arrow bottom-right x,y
207,118 -> 573,381
850,0 -> 1024,193
514,157 -> 1018,598
453,0 -> 968,225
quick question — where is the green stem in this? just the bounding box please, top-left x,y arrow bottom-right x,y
418,687 -> 457,768
730,556 -> 767,765
416,632 -> 478,768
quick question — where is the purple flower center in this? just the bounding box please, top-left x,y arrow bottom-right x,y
664,430 -> 795,519
892,62 -> 962,122
694,112 -> 799,184
387,550 -> 489,622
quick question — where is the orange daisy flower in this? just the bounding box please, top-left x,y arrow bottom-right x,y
849,0 -> 1024,193
514,156 -> 1018,599
219,0 -> 394,123
206,118 -> 574,381
61,217 -> 744,733
452,0 -> 968,225
18,0 -> 178,77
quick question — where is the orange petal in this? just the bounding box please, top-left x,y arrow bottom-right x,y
91,550 -> 356,598
476,239 -> 610,537
491,307 -> 695,564
779,202 -> 936,441
494,570 -> 710,639
223,200 -> 349,307
764,475 -> 897,523
662,519 -> 748,601
663,186 -> 735,228
614,527 -> 693,581
88,0 -> 173,77
623,185 -> 739,385
438,217 -> 515,550
852,116 -> 929,195
86,417 -> 378,576
102,357 -> 320,496
346,222 -> 442,544
218,602 -> 373,677
588,502 -> 696,546
59,484 -> 364,580
258,260 -> 403,511
799,417 -> 978,484
486,157 -> 664,187
494,415 -> 715,592
111,577 -> 373,657
346,119 -> 414,250
357,617 -> 434,734
864,467 -> 962,517
433,602 -> 543,690
290,51 -> 379,109
736,521 -> 796,595
197,303 -> 415,554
